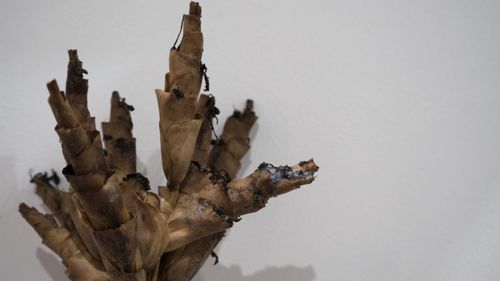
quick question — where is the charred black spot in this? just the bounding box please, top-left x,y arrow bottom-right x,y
213,206 -> 225,216
225,218 -> 235,227
205,94 -> 220,140
206,95 -> 220,120
51,172 -> 61,186
62,164 -> 75,176
103,134 -> 113,141
173,88 -> 184,98
103,149 -> 108,156
30,169 -> 60,186
299,161 -> 308,166
123,173 -> 150,191
232,110 -> 241,119
191,160 -> 202,170
211,139 -> 225,146
257,162 -> 271,170
114,137 -> 133,154
280,165 -> 294,179
258,163 -> 312,184
200,63 -> 210,91
253,190 -> 265,207
66,50 -> 88,86
117,97 -> 135,112
209,168 -> 231,192
210,252 -> 219,265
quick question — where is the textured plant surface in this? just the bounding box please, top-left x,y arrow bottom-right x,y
19,2 -> 318,281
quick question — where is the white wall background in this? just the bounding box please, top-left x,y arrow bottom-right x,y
1,0 -> 500,280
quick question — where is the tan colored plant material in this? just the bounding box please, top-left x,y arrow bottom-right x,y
20,2 -> 318,281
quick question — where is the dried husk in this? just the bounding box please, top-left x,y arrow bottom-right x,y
20,2 -> 318,281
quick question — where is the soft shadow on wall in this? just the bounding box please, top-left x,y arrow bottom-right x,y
37,248 -> 67,281
37,247 -> 316,281
193,263 -> 316,281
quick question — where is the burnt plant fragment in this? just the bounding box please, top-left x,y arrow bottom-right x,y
20,2 -> 318,281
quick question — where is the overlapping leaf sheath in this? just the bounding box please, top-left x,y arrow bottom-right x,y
156,2 -> 203,193
42,54 -> 173,280
160,100 -> 257,281
19,203 -> 109,281
19,2 -> 319,281
102,91 -> 136,174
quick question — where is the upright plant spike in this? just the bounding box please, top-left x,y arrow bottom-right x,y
20,2 -> 319,281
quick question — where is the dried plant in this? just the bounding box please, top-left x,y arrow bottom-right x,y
19,2 -> 318,281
